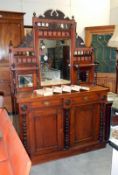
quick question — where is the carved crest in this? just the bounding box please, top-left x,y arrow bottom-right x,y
33,9 -> 70,20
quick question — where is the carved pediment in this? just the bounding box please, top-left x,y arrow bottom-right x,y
33,9 -> 70,20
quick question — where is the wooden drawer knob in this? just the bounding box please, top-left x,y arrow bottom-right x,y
65,99 -> 71,106
83,96 -> 88,101
21,104 -> 27,112
43,101 -> 50,106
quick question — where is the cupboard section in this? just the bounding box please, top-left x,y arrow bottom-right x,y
16,86 -> 109,164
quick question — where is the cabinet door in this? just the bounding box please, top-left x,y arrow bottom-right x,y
70,103 -> 100,147
27,107 -> 64,156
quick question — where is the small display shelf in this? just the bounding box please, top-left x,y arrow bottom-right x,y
73,47 -> 96,84
9,46 -> 38,93
73,47 -> 94,64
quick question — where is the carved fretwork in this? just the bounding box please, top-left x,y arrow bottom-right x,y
99,102 -> 106,142
34,9 -> 70,20
64,109 -> 70,149
33,9 -> 75,31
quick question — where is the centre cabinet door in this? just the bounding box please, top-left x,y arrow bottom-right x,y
70,103 -> 101,147
27,107 -> 64,156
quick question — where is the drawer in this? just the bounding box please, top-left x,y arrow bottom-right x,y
71,92 -> 101,105
30,99 -> 62,108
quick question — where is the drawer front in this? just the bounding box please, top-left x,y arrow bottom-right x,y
71,93 -> 101,105
30,99 -> 62,108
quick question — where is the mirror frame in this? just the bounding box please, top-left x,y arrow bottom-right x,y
32,9 -> 76,86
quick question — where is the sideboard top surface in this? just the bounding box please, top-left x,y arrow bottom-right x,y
16,85 -> 109,103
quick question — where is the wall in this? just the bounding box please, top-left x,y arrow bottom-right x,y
0,0 -> 110,39
110,0 -> 118,24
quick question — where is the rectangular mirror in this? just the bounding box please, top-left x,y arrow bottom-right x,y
39,39 -> 71,86
18,74 -> 33,88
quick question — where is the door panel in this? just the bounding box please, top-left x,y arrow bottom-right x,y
28,107 -> 64,156
70,103 -> 100,146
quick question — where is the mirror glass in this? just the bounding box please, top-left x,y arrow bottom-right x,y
18,74 -> 33,88
39,39 -> 71,86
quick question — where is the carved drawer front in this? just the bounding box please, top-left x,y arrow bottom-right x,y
72,93 -> 100,105
30,99 -> 62,108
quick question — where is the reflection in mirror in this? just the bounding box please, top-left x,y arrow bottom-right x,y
18,74 -> 33,88
39,39 -> 71,86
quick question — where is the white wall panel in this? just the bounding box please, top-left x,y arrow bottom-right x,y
0,0 -> 110,39
110,0 -> 118,24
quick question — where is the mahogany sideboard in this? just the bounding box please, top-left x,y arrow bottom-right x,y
16,85 -> 109,164
8,10 -> 111,164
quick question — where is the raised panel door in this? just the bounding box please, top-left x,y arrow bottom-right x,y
70,103 -> 100,147
27,107 -> 64,156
